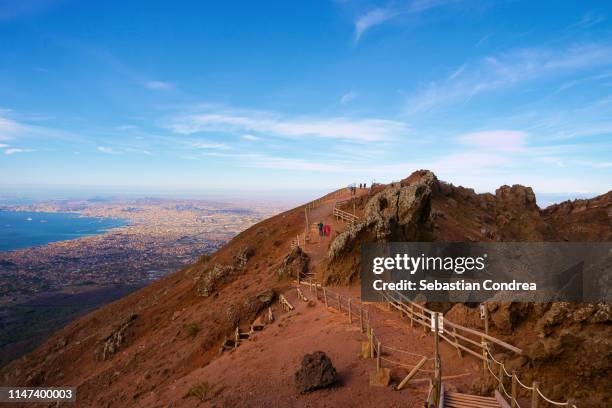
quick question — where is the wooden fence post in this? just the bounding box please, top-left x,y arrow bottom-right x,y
481,340 -> 488,380
531,382 -> 539,408
511,372 -> 517,408
323,287 -> 328,308
369,328 -> 374,358
410,303 -> 414,328
360,304 -> 364,332
309,278 -> 312,293
376,340 -> 381,371
396,356 -> 427,390
348,298 -> 352,324
484,303 -> 490,336
452,327 -> 463,358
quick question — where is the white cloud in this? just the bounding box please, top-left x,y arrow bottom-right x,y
164,106 -> 409,143
571,13 -> 606,29
115,124 -> 140,131
340,91 -> 358,104
0,115 -> 81,142
97,146 -> 122,155
4,148 -> 33,155
0,117 -> 21,140
191,141 -> 230,149
405,43 -> 612,112
241,134 -> 261,141
458,130 -> 528,152
0,143 -> 8,148
144,80 -> 174,90
354,8 -> 397,43
353,1 -> 459,44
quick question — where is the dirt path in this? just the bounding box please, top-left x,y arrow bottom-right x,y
145,285 -> 483,407
301,188 -> 368,280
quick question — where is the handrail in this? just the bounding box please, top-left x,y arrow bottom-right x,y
389,290 -> 522,354
333,207 -> 358,221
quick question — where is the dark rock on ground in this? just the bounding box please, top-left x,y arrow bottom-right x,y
294,351 -> 337,393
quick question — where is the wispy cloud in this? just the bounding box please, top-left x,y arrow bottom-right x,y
241,134 -> 261,141
354,8 -> 397,43
4,148 -> 34,155
191,141 -> 230,149
353,0 -> 460,43
458,130 -> 527,152
97,146 -> 152,155
164,106 -> 409,143
0,115 -> 81,142
570,13 -> 606,29
97,146 -> 123,155
144,80 -> 174,90
405,42 -> 612,112
340,90 -> 358,104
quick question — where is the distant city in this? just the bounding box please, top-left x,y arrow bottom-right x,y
0,196 -> 286,365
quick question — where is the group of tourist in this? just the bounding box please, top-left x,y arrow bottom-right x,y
317,221 -> 331,238
349,183 -> 368,195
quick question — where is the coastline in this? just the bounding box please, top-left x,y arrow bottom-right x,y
0,210 -> 129,253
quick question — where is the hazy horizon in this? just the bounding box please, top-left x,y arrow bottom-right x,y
0,184 -> 601,209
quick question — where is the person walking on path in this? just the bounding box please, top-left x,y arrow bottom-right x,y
324,224 -> 331,238
317,221 -> 324,236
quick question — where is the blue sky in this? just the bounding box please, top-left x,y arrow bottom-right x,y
0,0 -> 611,200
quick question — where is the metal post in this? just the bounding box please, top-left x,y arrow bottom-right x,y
531,382 -> 539,408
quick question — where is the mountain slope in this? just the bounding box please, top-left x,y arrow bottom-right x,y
1,171 -> 610,407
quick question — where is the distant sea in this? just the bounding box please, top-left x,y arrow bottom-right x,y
0,211 -> 127,252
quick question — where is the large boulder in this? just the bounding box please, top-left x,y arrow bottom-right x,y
277,247 -> 309,280
294,351 -> 337,393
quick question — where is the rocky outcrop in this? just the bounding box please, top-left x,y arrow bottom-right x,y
195,263 -> 236,297
97,314 -> 138,361
294,351 -> 337,393
233,246 -> 254,270
325,170 -> 435,284
277,247 -> 309,280
495,185 -> 538,211
226,289 -> 276,328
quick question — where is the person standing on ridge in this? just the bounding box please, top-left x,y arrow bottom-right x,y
317,221 -> 323,236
